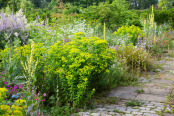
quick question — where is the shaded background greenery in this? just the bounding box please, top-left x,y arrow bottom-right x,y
0,0 -> 173,29
0,0 -> 174,115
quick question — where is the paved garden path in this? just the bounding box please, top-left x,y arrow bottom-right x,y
77,54 -> 174,116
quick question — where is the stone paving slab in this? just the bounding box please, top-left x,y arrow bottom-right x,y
135,94 -> 167,102
143,87 -> 170,95
143,83 -> 171,90
108,91 -> 137,99
108,87 -> 142,99
150,79 -> 174,84
143,113 -> 159,116
162,66 -> 174,70
77,56 -> 174,116
162,113 -> 174,116
158,73 -> 174,80
164,57 -> 174,60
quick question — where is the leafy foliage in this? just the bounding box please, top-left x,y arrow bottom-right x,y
154,7 -> 174,28
81,0 -> 130,29
44,36 -> 116,108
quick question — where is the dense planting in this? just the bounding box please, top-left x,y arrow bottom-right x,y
0,0 -> 174,115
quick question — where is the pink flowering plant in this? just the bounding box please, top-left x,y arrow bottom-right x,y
0,70 -> 46,115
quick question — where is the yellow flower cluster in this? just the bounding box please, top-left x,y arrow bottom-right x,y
0,104 -> 24,116
15,99 -> 27,108
0,47 -> 10,63
0,105 -> 11,115
0,88 -> 26,115
74,32 -> 85,36
45,36 -> 116,107
114,25 -> 145,45
0,88 -> 8,102
11,105 -> 24,116
0,40 -> 46,65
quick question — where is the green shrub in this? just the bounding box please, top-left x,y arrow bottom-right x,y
24,8 -> 51,22
124,10 -> 142,28
44,36 -> 116,108
0,35 -> 116,108
96,58 -> 127,91
154,8 -> 174,27
114,25 -> 145,45
81,0 -> 130,29
0,40 -> 47,85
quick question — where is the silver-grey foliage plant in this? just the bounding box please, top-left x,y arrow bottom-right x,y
0,9 -> 29,49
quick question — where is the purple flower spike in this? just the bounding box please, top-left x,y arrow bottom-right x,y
37,112 -> 39,116
4,82 -> 7,84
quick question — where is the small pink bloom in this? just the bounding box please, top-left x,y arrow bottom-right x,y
43,93 -> 46,97
20,97 -> 22,100
64,39 -> 68,43
41,100 -> 45,102
4,82 -> 7,84
2,71 -> 5,74
35,99 -> 38,101
13,85 -> 18,90
19,84 -> 23,89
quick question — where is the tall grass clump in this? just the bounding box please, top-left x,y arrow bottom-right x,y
116,43 -> 154,71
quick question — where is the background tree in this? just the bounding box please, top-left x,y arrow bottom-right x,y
0,0 -> 8,9
126,0 -> 158,9
158,0 -> 174,9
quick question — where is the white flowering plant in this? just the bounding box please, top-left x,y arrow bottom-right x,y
28,19 -> 95,46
